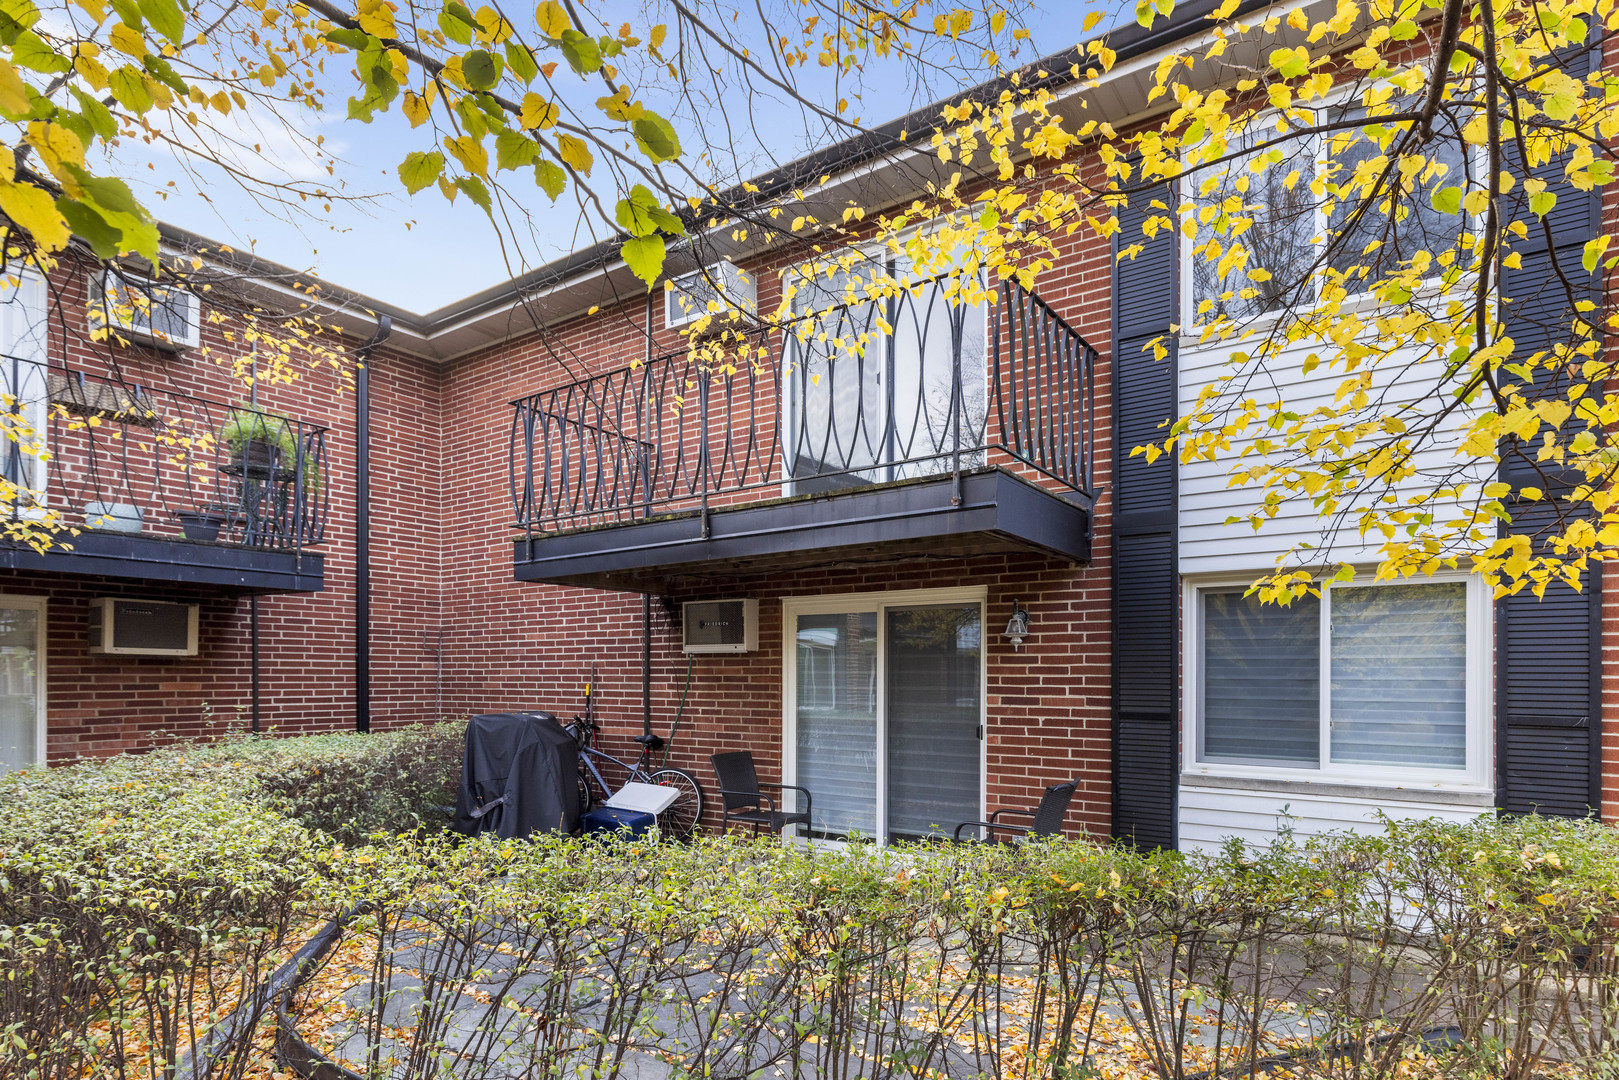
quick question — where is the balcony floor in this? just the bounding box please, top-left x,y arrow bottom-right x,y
512,467 -> 1092,593
0,531 -> 325,592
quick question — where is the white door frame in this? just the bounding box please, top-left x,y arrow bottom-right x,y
0,592 -> 46,770
781,585 -> 988,843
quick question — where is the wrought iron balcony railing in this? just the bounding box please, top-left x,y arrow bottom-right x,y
0,358 -> 329,551
510,277 -> 1096,534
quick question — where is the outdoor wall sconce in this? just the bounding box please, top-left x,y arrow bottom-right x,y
1004,600 -> 1031,651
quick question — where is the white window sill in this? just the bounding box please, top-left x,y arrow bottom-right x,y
1181,770 -> 1495,807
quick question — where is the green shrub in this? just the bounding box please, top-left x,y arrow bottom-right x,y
6,736 -> 1619,1080
219,720 -> 464,844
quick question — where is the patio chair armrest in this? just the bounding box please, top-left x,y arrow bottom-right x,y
987,807 -> 1039,824
717,787 -> 776,812
954,819 -> 1032,842
760,781 -> 812,815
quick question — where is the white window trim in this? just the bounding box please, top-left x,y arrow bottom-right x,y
1177,86 -> 1486,339
1181,571 -> 1493,793
781,585 -> 989,845
0,592 -> 47,770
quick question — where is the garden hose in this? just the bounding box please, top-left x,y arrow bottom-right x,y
661,654 -> 694,767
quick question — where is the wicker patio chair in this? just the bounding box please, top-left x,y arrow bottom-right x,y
711,751 -> 812,836
953,779 -> 1078,842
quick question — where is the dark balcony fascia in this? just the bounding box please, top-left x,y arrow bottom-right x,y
512,467 -> 1092,593
0,531 -> 325,592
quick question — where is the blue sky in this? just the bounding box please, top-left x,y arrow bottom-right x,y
127,3 -> 1115,313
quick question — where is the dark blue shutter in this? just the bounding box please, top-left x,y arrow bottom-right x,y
1495,47 -> 1602,818
1111,184 -> 1180,848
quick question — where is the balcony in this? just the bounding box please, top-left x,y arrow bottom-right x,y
0,361 -> 328,592
509,278 -> 1096,592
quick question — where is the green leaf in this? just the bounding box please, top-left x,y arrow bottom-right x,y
461,48 -> 500,90
442,0 -> 474,26
558,28 -> 601,74
437,8 -> 471,43
56,198 -> 121,258
12,30 -> 67,74
494,128 -> 537,170
621,233 -> 665,285
454,174 -> 491,212
1582,235 -> 1608,272
533,159 -> 565,200
142,53 -> 187,96
615,183 -> 678,237
324,27 -> 371,50
1389,19 -> 1418,39
76,171 -> 145,219
398,150 -> 444,193
1429,186 -> 1462,215
504,42 -> 537,83
632,112 -> 680,162
1529,190 -> 1558,217
69,86 -> 117,140
136,0 -> 184,45
107,0 -> 141,30
107,66 -> 153,114
1268,47 -> 1309,79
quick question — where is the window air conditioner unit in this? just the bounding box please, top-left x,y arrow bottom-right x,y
95,271 -> 201,350
682,598 -> 758,654
665,262 -> 756,330
88,598 -> 199,656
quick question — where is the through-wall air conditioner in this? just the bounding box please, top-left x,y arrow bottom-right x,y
94,271 -> 202,351
88,598 -> 199,656
665,262 -> 756,330
682,598 -> 758,654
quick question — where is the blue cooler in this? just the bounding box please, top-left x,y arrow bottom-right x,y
581,806 -> 656,837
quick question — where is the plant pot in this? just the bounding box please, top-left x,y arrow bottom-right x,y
234,439 -> 280,472
82,501 -> 144,533
174,508 -> 227,542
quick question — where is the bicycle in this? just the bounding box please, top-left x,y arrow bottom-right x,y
565,716 -> 704,840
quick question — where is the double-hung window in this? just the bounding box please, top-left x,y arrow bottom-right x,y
1187,576 -> 1489,787
1182,94 -> 1475,329
782,235 -> 989,493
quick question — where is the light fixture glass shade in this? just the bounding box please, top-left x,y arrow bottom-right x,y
1004,601 -> 1030,650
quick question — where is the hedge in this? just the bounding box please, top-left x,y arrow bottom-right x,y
2,726 -> 1619,1079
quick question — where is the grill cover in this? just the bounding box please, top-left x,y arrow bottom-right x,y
453,712 -> 581,839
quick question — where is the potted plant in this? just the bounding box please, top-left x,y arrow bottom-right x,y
173,504 -> 229,541
219,407 -> 298,479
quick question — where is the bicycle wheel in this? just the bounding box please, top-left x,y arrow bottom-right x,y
576,766 -> 595,817
644,767 -> 703,839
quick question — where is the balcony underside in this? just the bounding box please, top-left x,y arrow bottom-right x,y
513,468 -> 1092,593
0,531 -> 324,592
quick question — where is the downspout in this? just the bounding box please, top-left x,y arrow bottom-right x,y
642,291 -> 654,741
249,345 -> 261,734
354,314 -> 393,734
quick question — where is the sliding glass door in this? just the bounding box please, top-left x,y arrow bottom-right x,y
787,589 -> 983,844
0,596 -> 44,773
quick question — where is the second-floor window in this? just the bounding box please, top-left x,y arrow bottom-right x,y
782,244 -> 988,493
1184,96 -> 1473,329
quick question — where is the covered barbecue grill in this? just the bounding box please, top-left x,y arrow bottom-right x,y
453,712 -> 581,838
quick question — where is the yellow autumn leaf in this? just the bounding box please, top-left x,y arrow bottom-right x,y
443,134 -> 488,175
108,21 -> 148,58
0,180 -> 70,251
535,0 -> 569,37
520,92 -> 558,129
402,91 -> 429,127
557,134 -> 592,175
0,61 -> 30,118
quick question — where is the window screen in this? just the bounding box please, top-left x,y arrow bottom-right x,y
1201,590 -> 1320,766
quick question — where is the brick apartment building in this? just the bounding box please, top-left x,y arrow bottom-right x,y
0,0 -> 1607,851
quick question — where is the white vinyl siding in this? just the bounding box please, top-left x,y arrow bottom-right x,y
1178,783 -> 1492,854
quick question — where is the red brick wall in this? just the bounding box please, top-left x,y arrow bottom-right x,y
33,264 -> 446,762
431,200 -> 1118,837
